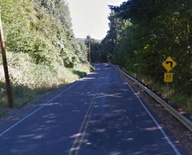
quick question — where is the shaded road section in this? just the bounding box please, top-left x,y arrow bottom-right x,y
0,64 -> 187,155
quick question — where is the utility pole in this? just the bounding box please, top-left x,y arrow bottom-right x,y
86,35 -> 91,64
0,9 -> 13,108
88,39 -> 91,64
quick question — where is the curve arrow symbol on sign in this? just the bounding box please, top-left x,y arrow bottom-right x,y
165,61 -> 173,68
162,57 -> 177,72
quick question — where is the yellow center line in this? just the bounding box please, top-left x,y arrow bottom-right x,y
68,84 -> 100,155
74,95 -> 97,155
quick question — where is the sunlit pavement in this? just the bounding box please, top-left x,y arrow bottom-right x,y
0,64 -> 187,155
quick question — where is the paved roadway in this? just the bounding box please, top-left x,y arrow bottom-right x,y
0,64 -> 187,155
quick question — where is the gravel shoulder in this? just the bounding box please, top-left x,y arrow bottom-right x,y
119,70 -> 192,154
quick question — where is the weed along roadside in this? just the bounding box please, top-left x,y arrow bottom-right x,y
0,64 -> 91,117
0,0 -> 92,117
0,9 -> 13,109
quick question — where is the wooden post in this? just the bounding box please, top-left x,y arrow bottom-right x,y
0,10 -> 13,108
88,39 -> 91,64
166,82 -> 169,96
86,35 -> 91,64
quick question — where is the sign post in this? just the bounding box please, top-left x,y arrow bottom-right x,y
162,57 -> 177,95
0,10 -> 13,108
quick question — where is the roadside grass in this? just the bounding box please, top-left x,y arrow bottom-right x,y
0,80 -> 62,117
123,69 -> 192,113
0,82 -> 7,116
0,64 -> 91,117
0,52 -> 91,117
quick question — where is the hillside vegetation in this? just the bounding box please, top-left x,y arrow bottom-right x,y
0,0 -> 90,114
100,0 -> 192,111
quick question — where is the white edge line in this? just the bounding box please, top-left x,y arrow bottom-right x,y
0,82 -> 78,137
117,68 -> 181,155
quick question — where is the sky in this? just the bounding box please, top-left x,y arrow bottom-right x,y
67,0 -> 125,40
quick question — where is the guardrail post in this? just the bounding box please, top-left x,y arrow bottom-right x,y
116,65 -> 192,132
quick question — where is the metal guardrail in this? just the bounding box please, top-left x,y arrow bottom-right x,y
117,66 -> 192,132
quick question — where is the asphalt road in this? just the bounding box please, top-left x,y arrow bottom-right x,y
0,64 -> 187,155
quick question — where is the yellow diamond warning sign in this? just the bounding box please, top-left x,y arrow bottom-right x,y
162,57 -> 177,72
164,73 -> 173,82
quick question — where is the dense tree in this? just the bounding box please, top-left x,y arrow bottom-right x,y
90,39 -> 101,63
0,0 -> 88,67
101,0 -> 192,95
100,9 -> 128,62
0,0 -> 90,109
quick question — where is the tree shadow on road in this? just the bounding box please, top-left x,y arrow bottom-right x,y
79,82 -> 173,154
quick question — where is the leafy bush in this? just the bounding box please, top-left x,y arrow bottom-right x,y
0,0 -> 90,112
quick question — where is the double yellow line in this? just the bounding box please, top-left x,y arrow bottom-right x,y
68,86 -> 100,155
